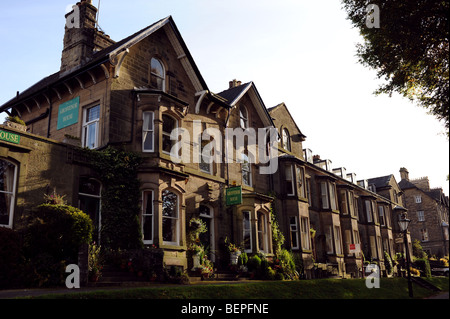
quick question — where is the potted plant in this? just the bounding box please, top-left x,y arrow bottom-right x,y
88,243 -> 103,282
225,237 -> 241,265
4,116 -> 27,132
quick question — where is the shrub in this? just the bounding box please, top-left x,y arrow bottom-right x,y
384,251 -> 394,276
22,204 -> 93,262
277,249 -> 297,279
247,255 -> 262,273
414,258 -> 431,278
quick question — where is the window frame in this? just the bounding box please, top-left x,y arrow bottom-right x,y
162,190 -> 179,246
300,217 -> 311,251
241,153 -> 252,187
285,164 -> 295,196
142,111 -> 155,153
417,210 -> 425,222
0,159 -> 18,228
142,190 -> 154,245
239,105 -> 249,129
150,58 -> 166,91
282,128 -> 291,152
162,114 -> 178,156
257,211 -> 269,254
243,211 -> 252,253
82,104 -> 100,149
289,216 -> 300,250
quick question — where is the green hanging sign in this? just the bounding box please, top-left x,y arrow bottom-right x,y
226,186 -> 242,206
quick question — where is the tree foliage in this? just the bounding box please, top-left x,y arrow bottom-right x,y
341,0 -> 449,133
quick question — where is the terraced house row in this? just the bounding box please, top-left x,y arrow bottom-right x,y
1,0 -> 448,280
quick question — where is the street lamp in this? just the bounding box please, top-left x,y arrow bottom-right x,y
398,217 -> 413,298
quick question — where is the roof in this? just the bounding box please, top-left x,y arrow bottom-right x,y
0,16 -> 209,113
367,175 -> 393,189
216,82 -> 252,106
268,102 -> 307,140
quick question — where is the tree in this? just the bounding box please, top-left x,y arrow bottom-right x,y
341,0 -> 449,134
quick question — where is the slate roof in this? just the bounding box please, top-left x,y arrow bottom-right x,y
216,82 -> 252,105
367,175 -> 393,188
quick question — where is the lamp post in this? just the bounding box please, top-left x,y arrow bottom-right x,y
398,218 -> 413,298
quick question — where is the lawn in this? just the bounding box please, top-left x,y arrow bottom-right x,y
33,277 -> 448,299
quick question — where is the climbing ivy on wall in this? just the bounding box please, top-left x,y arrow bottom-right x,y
83,146 -> 143,250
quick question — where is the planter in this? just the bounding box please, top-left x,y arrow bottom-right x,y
230,251 -> 241,265
192,254 -> 201,270
4,120 -> 27,132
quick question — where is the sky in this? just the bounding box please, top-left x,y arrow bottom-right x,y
0,0 -> 448,195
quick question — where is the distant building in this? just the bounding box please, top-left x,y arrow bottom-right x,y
398,168 -> 449,257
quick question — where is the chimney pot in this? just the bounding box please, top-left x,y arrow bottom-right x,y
400,167 -> 409,181
229,79 -> 242,88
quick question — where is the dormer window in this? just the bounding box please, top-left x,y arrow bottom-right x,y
150,58 -> 165,91
282,128 -> 291,152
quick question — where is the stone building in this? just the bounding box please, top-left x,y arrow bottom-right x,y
0,0 -> 437,280
398,168 -> 449,257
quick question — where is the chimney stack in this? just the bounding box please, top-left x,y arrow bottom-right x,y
229,79 -> 242,88
61,0 -> 114,74
399,167 -> 409,181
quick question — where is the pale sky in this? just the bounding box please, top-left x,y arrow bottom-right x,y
1,0 -> 448,195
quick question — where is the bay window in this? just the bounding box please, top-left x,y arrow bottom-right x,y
162,190 -> 179,245
162,114 -> 177,154
142,190 -> 154,244
142,111 -> 155,152
285,165 -> 294,196
243,211 -> 252,252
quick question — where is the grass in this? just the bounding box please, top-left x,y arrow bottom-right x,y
31,277 -> 449,299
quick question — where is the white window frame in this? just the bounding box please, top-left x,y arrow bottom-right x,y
257,211 -> 269,254
285,165 -> 295,196
334,226 -> 343,255
78,177 -> 102,243
150,58 -> 166,91
365,200 -> 373,223
162,190 -> 179,246
300,217 -> 311,251
320,182 -> 329,209
282,128 -> 291,151
243,211 -> 252,253
142,111 -> 155,152
290,216 -> 300,250
415,195 -> 422,203
241,153 -> 252,187
240,105 -> 248,129
142,190 -> 154,245
199,205 -> 215,262
82,105 -> 100,149
199,138 -> 213,174
417,210 -> 425,222
0,159 -> 18,228
378,205 -> 386,226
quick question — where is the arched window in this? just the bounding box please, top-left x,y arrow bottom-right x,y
0,159 -> 17,227
78,177 -> 102,242
150,58 -> 165,91
162,114 -> 178,154
282,128 -> 291,151
240,106 -> 248,129
162,190 -> 179,245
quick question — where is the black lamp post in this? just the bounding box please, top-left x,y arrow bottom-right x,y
398,217 -> 413,298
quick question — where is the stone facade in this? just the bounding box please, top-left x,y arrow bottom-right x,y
1,1 -> 447,279
399,168 -> 449,257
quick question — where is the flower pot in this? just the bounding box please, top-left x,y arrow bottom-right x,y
192,254 -> 201,270
230,251 -> 241,265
